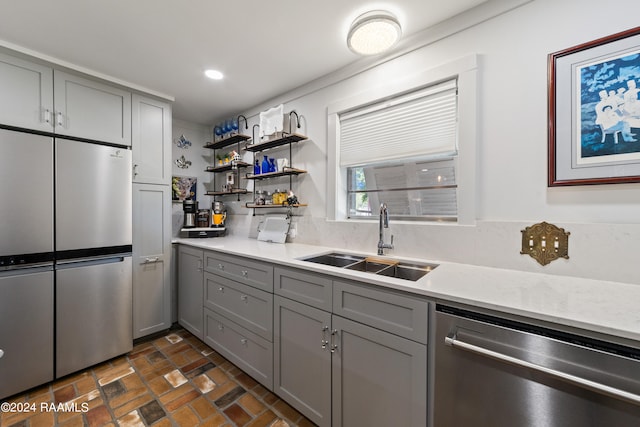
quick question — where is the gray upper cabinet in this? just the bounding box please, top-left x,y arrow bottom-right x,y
54,70 -> 131,146
0,51 -> 54,132
132,94 -> 172,184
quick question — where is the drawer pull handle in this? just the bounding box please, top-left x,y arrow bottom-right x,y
330,329 -> 338,353
240,338 -> 248,345
56,111 -> 64,127
242,270 -> 248,277
218,324 -> 224,331
218,263 -> 224,270
321,326 -> 329,350
144,257 -> 159,264
240,295 -> 248,302
44,109 -> 52,124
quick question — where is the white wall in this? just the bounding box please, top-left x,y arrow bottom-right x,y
180,0 -> 640,285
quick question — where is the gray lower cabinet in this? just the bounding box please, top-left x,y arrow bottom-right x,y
273,266 -> 429,427
202,252 -> 274,389
274,295 -> 332,426
177,245 -> 204,339
331,315 -> 427,427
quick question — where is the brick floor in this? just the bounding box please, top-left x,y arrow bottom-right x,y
0,326 -> 315,427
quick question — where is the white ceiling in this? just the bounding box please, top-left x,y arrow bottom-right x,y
0,0 -> 487,125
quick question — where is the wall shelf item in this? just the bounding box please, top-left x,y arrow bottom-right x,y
205,115 -> 250,201
520,221 -> 570,266
246,167 -> 307,180
244,133 -> 307,152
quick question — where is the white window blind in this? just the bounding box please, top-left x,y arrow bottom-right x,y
339,79 -> 458,167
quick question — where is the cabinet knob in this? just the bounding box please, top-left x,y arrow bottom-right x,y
241,270 -> 248,277
240,338 -> 248,346
0,349 -> 4,359
218,263 -> 224,270
218,286 -> 224,292
240,295 -> 248,302
218,324 -> 224,331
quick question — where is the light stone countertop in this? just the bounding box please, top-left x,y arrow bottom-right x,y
174,236 -> 640,346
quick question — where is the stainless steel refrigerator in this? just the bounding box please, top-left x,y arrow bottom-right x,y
55,138 -> 133,378
0,129 -> 55,399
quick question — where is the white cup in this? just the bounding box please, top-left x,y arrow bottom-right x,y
277,158 -> 289,171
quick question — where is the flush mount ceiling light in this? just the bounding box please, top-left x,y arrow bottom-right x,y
347,10 -> 402,55
204,69 -> 224,80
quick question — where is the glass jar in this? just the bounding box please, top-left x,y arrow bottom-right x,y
273,189 -> 287,205
254,190 -> 267,205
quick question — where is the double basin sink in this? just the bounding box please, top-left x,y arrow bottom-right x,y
301,252 -> 437,282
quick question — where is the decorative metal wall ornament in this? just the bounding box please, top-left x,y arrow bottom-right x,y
175,134 -> 192,149
175,155 -> 192,169
520,222 -> 570,266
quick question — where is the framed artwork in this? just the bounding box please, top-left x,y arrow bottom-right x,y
172,176 -> 197,202
548,26 -> 640,186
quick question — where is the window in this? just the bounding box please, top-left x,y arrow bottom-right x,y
340,79 -> 458,221
326,54 -> 477,225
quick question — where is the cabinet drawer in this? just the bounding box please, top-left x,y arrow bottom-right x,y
204,251 -> 273,292
204,308 -> 273,390
204,272 -> 273,341
333,281 -> 429,344
274,267 -> 332,311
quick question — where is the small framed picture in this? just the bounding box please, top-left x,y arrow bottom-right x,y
172,176 -> 197,202
226,172 -> 235,186
548,26 -> 640,186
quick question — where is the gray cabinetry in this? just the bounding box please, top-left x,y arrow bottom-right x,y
133,183 -> 171,339
0,51 -> 53,132
131,94 -> 172,339
177,245 -> 204,339
202,251 -> 274,389
273,266 -> 429,427
274,295 -> 332,426
331,315 -> 427,427
132,94 -> 172,184
53,70 -> 131,146
0,50 -> 132,144
205,251 -> 273,292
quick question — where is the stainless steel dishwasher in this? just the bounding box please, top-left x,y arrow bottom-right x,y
434,305 -> 640,426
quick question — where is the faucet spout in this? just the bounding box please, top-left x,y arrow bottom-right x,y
378,203 -> 394,255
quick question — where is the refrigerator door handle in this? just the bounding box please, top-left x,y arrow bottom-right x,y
56,255 -> 129,270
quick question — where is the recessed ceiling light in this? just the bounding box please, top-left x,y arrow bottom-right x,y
205,69 -> 224,80
347,10 -> 402,55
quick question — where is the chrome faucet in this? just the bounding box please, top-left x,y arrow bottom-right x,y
378,203 -> 394,255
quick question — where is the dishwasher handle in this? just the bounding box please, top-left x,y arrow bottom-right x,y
445,334 -> 640,406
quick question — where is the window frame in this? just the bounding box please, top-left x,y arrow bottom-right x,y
327,54 -> 478,225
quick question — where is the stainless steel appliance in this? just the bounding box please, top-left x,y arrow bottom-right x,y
434,305 -> 640,426
55,139 -> 132,378
182,200 -> 197,228
0,129 -> 54,399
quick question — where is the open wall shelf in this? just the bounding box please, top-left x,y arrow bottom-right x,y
244,133 -> 307,152
204,134 -> 251,150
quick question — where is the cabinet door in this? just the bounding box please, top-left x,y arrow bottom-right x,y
332,316 -> 427,427
178,245 -> 203,339
133,184 -> 171,339
54,70 -> 131,145
274,296 -> 332,427
132,95 -> 171,184
0,51 -> 54,132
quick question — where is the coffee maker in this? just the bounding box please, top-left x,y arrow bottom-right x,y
182,200 -> 197,228
211,201 -> 227,228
